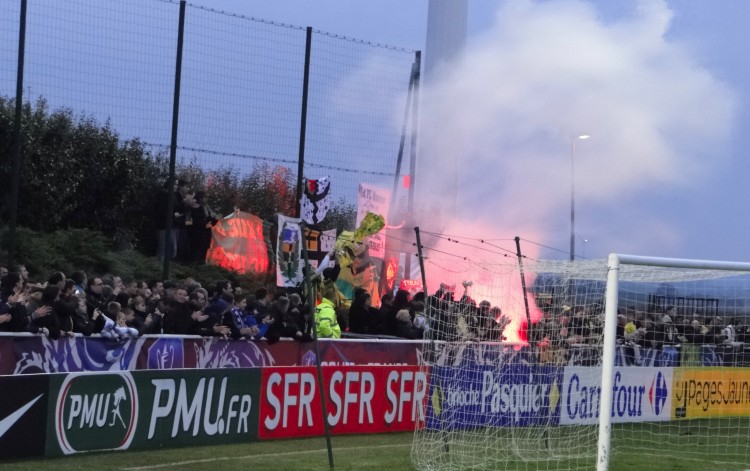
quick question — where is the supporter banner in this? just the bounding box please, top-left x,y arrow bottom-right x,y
0,374 -> 49,459
206,211 -> 270,274
424,364 -> 562,430
304,227 -> 337,271
300,176 -> 332,225
356,183 -> 389,259
46,369 -> 262,456
0,336 -> 425,374
399,279 -> 423,297
12,335 -> 143,374
673,367 -> 750,419
258,365 -> 426,439
560,367 -> 672,425
276,214 -> 304,287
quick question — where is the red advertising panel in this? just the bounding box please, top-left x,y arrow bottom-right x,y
258,365 -> 428,439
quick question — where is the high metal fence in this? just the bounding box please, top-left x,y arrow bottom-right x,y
0,0 -> 418,213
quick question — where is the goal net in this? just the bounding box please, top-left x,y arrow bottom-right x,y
411,254 -> 750,471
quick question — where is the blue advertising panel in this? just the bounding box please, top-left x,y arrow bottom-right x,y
425,363 -> 563,430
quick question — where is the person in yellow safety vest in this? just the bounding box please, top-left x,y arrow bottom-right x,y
315,285 -> 341,339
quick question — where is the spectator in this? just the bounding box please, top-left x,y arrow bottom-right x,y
70,291 -> 97,336
86,277 -> 106,316
385,289 -> 411,335
223,295 -> 260,339
348,290 -> 378,334
412,301 -> 427,338
315,286 -> 341,339
188,190 -> 220,263
35,285 -> 63,339
254,287 -> 272,319
114,308 -> 140,339
47,271 -> 66,291
162,286 -> 199,335
155,179 -> 185,261
14,265 -> 30,284
395,309 -> 420,339
659,311 -> 679,346
287,292 -> 309,335
71,271 -> 87,295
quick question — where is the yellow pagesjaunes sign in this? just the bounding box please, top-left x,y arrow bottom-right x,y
673,368 -> 750,419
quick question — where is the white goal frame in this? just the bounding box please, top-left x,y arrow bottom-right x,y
597,253 -> 750,471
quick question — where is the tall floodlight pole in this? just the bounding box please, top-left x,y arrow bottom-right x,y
570,134 -> 590,261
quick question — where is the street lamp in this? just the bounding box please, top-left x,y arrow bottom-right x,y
570,134 -> 590,261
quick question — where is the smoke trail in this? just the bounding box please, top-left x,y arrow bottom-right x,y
416,0 -> 735,259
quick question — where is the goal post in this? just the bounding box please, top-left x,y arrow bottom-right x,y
598,253 -> 750,471
412,253 -> 750,471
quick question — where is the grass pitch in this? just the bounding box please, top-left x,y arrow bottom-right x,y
2,424 -> 749,471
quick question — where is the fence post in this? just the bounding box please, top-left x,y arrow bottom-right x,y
8,0 -> 28,268
295,26 -> 313,218
162,0 -> 187,280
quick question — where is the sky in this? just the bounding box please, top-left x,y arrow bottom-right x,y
204,0 -> 750,265
3,0 -> 750,267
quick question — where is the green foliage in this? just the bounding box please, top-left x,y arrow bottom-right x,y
0,97 -> 168,235
0,96 -> 358,277
319,198 -> 357,235
0,225 -> 269,291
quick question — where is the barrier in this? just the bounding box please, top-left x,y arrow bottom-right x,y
0,334 -> 422,375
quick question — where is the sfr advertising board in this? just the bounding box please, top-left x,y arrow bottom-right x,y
258,365 -> 427,439
46,369 -> 262,455
673,367 -> 750,419
560,367 -> 672,425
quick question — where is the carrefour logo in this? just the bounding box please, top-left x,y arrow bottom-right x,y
649,371 -> 668,416
55,372 -> 138,455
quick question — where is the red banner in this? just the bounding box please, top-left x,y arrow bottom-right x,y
258,365 -> 427,439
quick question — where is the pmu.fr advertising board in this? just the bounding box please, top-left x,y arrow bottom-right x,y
560,367 -> 672,425
258,365 -> 427,439
46,369 -> 261,456
673,367 -> 750,419
424,364 -> 563,430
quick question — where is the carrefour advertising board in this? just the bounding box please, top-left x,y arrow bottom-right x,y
673,367 -> 750,419
560,367 -> 672,425
425,364 -> 563,430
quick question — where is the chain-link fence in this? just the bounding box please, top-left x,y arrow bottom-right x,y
1,0 -> 418,212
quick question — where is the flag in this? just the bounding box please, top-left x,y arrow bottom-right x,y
276,214 -> 304,287
206,211 -> 269,274
356,183 -> 390,259
300,176 -> 332,225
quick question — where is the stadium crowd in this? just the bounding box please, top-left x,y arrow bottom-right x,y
0,262 -> 434,343
1,261 -> 745,362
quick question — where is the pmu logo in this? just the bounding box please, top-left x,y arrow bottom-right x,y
55,372 -> 138,455
649,372 -> 668,416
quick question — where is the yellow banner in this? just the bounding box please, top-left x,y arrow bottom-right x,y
672,368 -> 750,419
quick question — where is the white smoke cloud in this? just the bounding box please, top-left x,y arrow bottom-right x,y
416,0 -> 736,258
